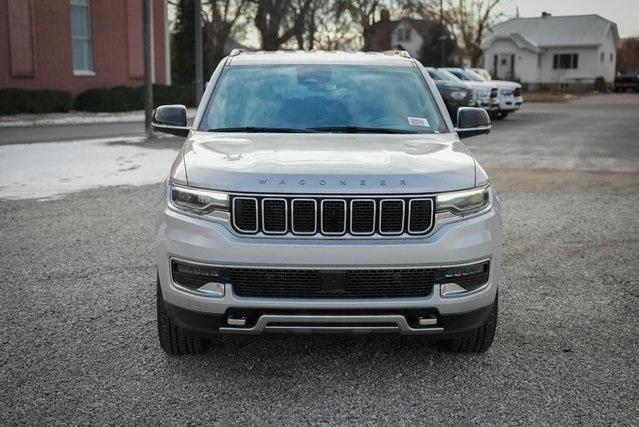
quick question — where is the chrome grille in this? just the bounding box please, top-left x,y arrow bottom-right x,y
231,195 -> 435,237
261,198 -> 287,234
379,199 -> 404,235
321,199 -> 347,235
291,199 -> 316,234
232,197 -> 258,233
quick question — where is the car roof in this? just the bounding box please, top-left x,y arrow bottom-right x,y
227,50 -> 416,67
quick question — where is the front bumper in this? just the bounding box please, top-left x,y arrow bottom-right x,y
156,190 -> 503,335
498,95 -> 520,112
475,96 -> 500,112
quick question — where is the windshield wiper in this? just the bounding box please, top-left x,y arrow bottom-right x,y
307,126 -> 418,134
207,126 -> 318,133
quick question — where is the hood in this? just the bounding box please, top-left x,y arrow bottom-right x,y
491,80 -> 521,89
435,80 -> 474,91
179,132 -> 478,194
463,81 -> 497,91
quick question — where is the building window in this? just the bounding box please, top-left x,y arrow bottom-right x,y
553,53 -> 578,69
395,27 -> 411,42
610,53 -> 614,63
600,52 -> 604,62
70,0 -> 93,74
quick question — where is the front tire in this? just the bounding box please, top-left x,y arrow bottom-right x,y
157,277 -> 210,355
441,293 -> 498,354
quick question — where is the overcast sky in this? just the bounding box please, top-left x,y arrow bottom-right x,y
496,0 -> 639,37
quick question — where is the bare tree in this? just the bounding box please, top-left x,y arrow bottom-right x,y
291,0 -> 356,50
202,0 -> 251,67
252,0 -> 313,50
446,0 -> 502,66
339,0 -> 381,51
315,1 -> 359,50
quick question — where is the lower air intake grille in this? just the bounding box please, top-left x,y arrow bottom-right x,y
227,268 -> 436,298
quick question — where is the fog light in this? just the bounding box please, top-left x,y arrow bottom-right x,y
171,260 -> 229,297
440,282 -> 469,297
197,282 -> 226,297
436,261 -> 490,297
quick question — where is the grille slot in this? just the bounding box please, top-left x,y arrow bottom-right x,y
231,195 -> 435,237
379,200 -> 405,235
262,198 -> 287,234
408,199 -> 433,234
227,267 -> 436,298
232,198 -> 258,233
321,200 -> 347,235
350,200 -> 375,235
291,199 -> 316,234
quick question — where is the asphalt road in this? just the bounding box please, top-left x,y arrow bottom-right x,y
1,94 -> 638,424
0,121 -> 146,145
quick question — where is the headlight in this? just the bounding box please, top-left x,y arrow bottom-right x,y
169,183 -> 229,215
448,90 -> 467,100
436,186 -> 490,215
475,89 -> 489,98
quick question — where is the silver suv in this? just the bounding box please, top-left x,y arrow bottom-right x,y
152,50 -> 503,355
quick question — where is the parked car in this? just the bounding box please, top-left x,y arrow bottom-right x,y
614,72 -> 639,92
425,67 -> 475,122
466,69 -> 524,115
151,50 -> 502,355
469,67 -> 492,81
437,68 -> 500,115
442,67 -> 520,119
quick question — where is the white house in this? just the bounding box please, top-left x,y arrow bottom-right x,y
390,20 -> 425,59
481,14 -> 620,88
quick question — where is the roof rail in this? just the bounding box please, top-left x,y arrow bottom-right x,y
382,50 -> 411,58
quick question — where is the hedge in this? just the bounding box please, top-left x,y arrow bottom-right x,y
74,84 -> 196,112
0,85 -> 195,115
0,88 -> 72,115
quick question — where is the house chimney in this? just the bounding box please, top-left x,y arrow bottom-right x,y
380,9 -> 390,22
541,11 -> 552,17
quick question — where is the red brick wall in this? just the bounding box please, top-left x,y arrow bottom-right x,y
0,0 -> 168,96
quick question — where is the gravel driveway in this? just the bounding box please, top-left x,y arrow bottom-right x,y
1,95 -> 638,424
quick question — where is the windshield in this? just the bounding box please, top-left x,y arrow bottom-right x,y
437,69 -> 462,82
427,68 -> 453,81
200,64 -> 448,134
464,70 -> 487,82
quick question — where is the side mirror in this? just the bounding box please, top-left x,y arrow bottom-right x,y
455,107 -> 491,139
151,105 -> 189,137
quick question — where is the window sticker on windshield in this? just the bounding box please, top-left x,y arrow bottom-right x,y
407,117 -> 430,127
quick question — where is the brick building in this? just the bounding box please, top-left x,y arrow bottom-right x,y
0,0 -> 170,96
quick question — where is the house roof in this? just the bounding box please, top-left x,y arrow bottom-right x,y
369,18 -> 439,51
482,14 -> 620,51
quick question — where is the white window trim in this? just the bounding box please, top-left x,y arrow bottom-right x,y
73,70 -> 96,76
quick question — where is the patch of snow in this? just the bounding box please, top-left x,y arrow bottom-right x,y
0,136 -> 179,200
0,108 -> 197,128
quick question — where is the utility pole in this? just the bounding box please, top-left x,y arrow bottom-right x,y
143,0 -> 153,138
194,0 -> 203,105
439,0 -> 446,67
